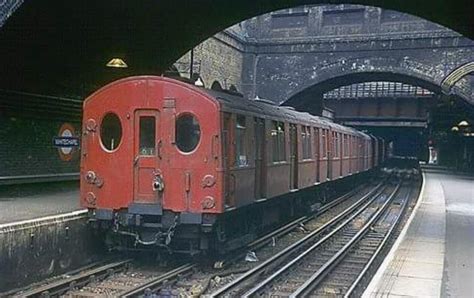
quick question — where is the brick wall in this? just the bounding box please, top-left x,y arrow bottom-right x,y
0,114 -> 81,176
174,31 -> 245,92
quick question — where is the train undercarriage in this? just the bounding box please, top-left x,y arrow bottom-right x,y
89,171 -> 372,255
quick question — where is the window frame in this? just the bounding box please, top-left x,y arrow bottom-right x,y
321,129 -> 327,158
175,112 -> 201,154
271,120 -> 287,163
234,114 -> 249,167
333,132 -> 340,158
100,112 -> 122,153
301,125 -> 312,160
138,116 -> 156,156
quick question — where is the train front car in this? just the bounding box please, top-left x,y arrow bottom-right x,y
80,76 -> 223,254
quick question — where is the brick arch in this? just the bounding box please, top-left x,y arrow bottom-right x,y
294,56 -> 442,95
281,56 -> 472,110
1,1 -> 473,97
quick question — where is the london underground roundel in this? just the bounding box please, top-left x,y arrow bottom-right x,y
53,123 -> 80,161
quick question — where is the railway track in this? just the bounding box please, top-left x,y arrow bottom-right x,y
312,184 -> 413,297
216,183 -> 369,269
12,178 -> 395,297
208,178 -> 401,297
15,259 -> 132,297
12,259 -> 195,297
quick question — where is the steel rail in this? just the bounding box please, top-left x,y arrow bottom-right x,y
216,184 -> 367,268
290,183 -> 402,297
119,263 -> 196,297
209,180 -> 386,297
343,185 -> 412,297
247,184 -> 364,250
240,182 -> 396,298
19,259 -> 132,297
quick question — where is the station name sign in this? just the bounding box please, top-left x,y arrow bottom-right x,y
53,136 -> 80,147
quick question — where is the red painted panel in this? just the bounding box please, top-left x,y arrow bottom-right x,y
81,78 -> 147,210
81,77 -> 222,214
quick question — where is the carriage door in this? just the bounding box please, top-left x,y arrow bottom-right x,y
314,128 -> 320,182
223,113 -> 234,207
133,110 -> 160,203
327,129 -> 332,180
289,124 -> 298,190
254,118 -> 266,199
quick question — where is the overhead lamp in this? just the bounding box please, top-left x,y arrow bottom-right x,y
106,58 -> 128,68
451,126 -> 459,132
458,120 -> 469,127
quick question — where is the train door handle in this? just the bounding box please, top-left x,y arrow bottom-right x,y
133,156 -> 139,166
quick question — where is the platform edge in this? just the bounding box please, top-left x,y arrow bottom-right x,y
362,170 -> 426,297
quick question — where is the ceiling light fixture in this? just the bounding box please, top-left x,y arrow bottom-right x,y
106,58 -> 128,68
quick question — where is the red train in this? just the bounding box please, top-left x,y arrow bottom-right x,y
81,76 -> 384,254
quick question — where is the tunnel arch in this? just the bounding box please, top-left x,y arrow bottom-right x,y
0,1 -> 472,97
282,71 -> 446,113
280,56 -> 473,112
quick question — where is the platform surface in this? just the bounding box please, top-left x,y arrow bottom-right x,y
0,181 -> 81,224
364,168 -> 474,297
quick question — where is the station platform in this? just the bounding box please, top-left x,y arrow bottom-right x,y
364,166 -> 474,297
0,181 -> 81,224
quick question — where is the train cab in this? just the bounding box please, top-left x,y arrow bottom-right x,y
81,77 -> 223,232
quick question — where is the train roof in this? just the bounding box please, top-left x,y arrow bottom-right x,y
84,76 -> 369,139
203,88 -> 366,137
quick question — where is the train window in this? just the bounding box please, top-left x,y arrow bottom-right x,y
321,129 -> 327,158
302,127 -> 307,159
139,116 -> 156,155
176,114 -> 201,153
342,135 -> 345,157
100,112 -> 122,151
343,135 -> 349,157
314,127 -> 319,157
272,121 -> 286,162
351,136 -> 355,157
333,132 -> 339,158
235,115 -> 248,166
354,137 -> 357,157
302,126 -> 312,159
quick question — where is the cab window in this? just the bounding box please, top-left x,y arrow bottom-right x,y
100,112 -> 122,151
176,114 -> 201,153
139,116 -> 156,155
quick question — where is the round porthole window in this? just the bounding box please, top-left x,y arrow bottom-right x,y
176,114 -> 201,153
100,113 -> 122,151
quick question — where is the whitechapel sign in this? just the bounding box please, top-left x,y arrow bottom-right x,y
53,123 -> 80,161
